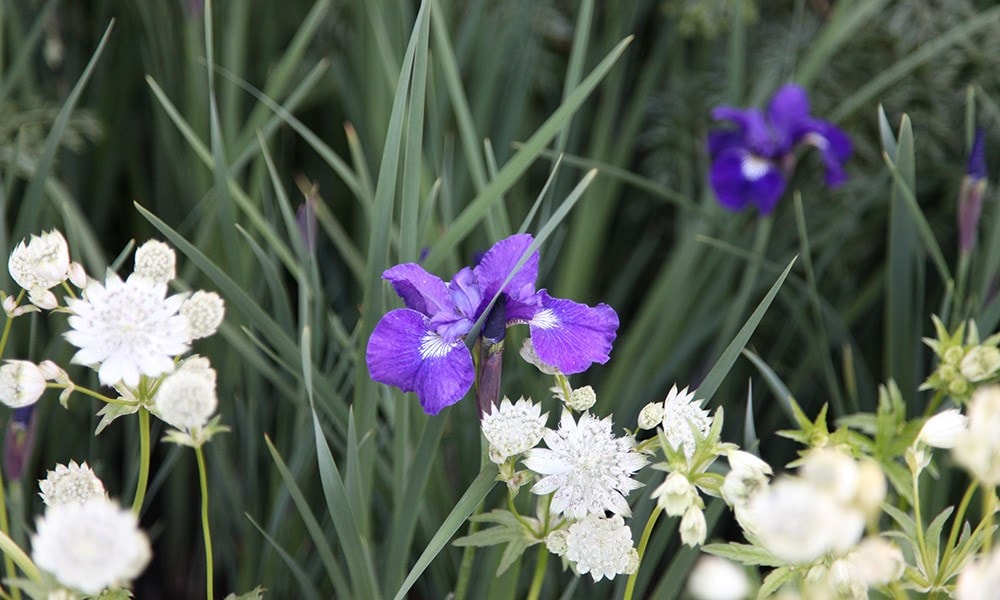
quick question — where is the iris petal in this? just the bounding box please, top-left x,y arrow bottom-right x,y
382,264 -> 454,317
529,291 -> 619,374
366,308 -> 474,415
709,148 -> 786,214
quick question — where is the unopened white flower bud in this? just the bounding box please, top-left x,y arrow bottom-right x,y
519,338 -> 559,375
726,450 -> 773,476
918,409 -> 968,449
153,365 -> 218,431
961,346 -> 1000,382
652,471 -> 698,516
800,448 -> 859,505
67,262 -> 87,288
854,459 -> 887,517
847,537 -> 905,586
680,505 -> 707,547
37,360 -> 67,383
2,295 -> 16,316
566,385 -> 596,412
133,240 -> 176,284
545,530 -> 568,556
28,289 -> 58,310
637,401 -> 664,430
0,360 -> 47,407
39,461 -> 107,507
181,290 -> 225,340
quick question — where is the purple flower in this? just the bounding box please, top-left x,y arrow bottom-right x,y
959,128 -> 988,254
707,84 -> 852,213
366,234 -> 619,415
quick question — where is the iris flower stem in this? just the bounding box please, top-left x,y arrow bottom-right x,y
938,480 -> 978,580
525,544 -> 548,600
131,407 -> 151,516
623,505 -> 662,600
196,445 -> 214,600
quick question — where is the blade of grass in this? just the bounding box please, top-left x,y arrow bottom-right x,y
245,513 -> 326,600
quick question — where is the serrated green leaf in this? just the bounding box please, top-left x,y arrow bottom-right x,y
702,542 -> 786,568
757,565 -> 794,599
94,402 -> 140,435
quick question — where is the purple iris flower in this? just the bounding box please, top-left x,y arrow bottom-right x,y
707,84 -> 852,213
366,234 -> 619,415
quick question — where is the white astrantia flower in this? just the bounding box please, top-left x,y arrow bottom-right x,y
660,385 -> 711,460
39,461 -> 107,507
524,411 -> 647,518
545,530 -> 569,556
798,448 -> 859,506
564,514 -> 638,582
652,471 -> 698,516
955,546 -> 1000,600
846,536 -> 905,587
953,385 -> 1000,486
0,360 -> 47,408
31,497 -> 151,595
739,476 -> 864,564
8,230 -> 70,296
721,451 -> 772,508
481,396 -> 547,463
133,240 -> 176,284
918,408 -> 968,449
687,555 -> 750,600
637,401 -> 664,430
180,290 -> 226,340
153,358 -> 218,431
64,272 -> 190,388
853,458 -> 887,518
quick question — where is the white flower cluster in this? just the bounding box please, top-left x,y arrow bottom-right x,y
480,396 -> 547,464
639,385 -> 712,461
32,466 -> 150,594
953,385 -> 1000,486
546,514 -> 639,582
6,230 -> 85,311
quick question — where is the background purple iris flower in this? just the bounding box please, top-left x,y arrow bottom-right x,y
366,234 -> 620,415
707,84 -> 852,213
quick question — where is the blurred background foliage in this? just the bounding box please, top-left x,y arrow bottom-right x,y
2,0 -> 1000,597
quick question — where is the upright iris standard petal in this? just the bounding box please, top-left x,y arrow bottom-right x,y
803,121 -> 853,186
383,263 -> 455,317
766,84 -> 812,150
366,308 -> 474,415
709,148 -> 786,213
473,234 -> 540,321
528,291 -> 619,374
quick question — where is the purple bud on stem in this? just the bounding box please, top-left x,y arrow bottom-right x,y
958,129 -> 988,254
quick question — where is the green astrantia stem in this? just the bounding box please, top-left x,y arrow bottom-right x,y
195,445 -> 215,600
938,480 -> 978,581
525,544 -> 549,600
49,383 -> 133,406
623,504 -> 662,600
911,466 -> 930,575
0,528 -> 41,585
983,487 -> 997,553
131,407 -> 152,516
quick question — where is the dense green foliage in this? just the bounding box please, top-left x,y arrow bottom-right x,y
3,0 -> 1000,597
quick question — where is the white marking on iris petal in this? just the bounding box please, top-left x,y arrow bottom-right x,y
740,155 -> 771,181
531,308 -> 559,330
419,332 -> 453,359
803,132 -> 829,150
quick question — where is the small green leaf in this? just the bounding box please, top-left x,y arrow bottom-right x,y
757,565 -> 794,599
702,542 -> 786,568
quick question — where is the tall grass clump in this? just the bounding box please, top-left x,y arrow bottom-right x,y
0,0 -> 999,598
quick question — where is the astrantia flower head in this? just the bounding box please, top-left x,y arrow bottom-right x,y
708,84 -> 851,213
563,514 -> 638,582
0,360 -> 47,408
524,410 -> 647,518
687,555 -> 750,600
153,357 -> 218,431
956,546 -> 1000,600
953,385 -> 1000,486
660,385 -> 712,460
917,408 -> 968,449
64,271 -> 190,388
31,497 -> 152,595
8,230 -> 70,296
481,396 -> 547,463
38,461 -> 106,506
133,239 -> 176,284
366,234 -> 619,415
181,290 -> 226,340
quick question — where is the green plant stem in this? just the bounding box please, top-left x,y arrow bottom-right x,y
525,544 -> 549,600
0,529 -> 40,585
196,445 -> 215,600
911,467 -> 930,575
0,467 -> 18,600
51,383 -> 133,406
623,505 -> 662,600
939,480 -> 979,577
983,487 -> 997,553
131,407 -> 151,516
